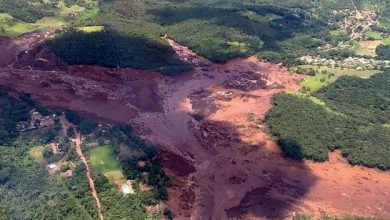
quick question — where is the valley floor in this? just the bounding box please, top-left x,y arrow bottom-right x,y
0,32 -> 389,219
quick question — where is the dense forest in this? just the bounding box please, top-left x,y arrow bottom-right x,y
68,0 -> 332,65
0,145 -> 97,219
47,28 -> 191,75
376,45 -> 390,60
266,71 -> 390,170
0,92 -> 49,145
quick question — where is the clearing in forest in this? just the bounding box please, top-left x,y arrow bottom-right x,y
89,145 -> 125,182
30,146 -> 45,164
299,65 -> 380,92
356,40 -> 383,56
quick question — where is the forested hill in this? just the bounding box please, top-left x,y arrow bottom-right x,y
266,71 -> 390,170
47,0 -> 390,70
1,0 -> 390,73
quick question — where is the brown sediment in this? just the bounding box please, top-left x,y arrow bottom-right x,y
0,32 -> 390,220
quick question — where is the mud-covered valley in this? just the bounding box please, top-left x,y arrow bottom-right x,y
1,31 -> 390,220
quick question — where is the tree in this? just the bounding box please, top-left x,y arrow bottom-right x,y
376,44 -> 390,60
43,147 -> 54,159
77,120 -> 98,135
67,127 -> 76,138
0,168 -> 11,184
65,110 -> 82,125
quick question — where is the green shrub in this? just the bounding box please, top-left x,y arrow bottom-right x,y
64,110 -> 82,125
60,163 -> 71,172
376,44 -> 390,60
77,120 -> 98,135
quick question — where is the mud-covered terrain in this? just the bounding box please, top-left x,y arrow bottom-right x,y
1,32 -> 390,219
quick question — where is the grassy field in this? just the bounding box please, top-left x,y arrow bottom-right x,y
0,2 -> 99,37
299,65 -> 380,92
89,145 -> 125,182
383,37 -> 390,45
330,29 -> 348,37
0,16 -> 67,37
364,31 -> 383,40
30,146 -> 44,164
289,92 -> 341,115
77,26 -> 104,33
356,40 -> 383,57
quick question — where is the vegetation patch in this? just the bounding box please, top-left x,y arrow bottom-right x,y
90,145 -> 121,174
47,29 -> 191,75
77,25 -> 104,33
288,92 -> 339,115
364,31 -> 383,40
356,40 -> 384,57
297,65 -> 380,92
383,37 -> 390,45
30,146 -> 45,164
266,71 -> 390,170
0,90 -> 169,218
0,0 -> 99,37
376,44 -> 390,60
318,72 -> 390,124
87,0 -> 338,67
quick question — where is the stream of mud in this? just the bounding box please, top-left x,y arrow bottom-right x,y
0,32 -> 390,219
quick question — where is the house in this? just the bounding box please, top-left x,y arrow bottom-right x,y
48,163 -> 57,169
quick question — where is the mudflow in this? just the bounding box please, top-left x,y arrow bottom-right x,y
0,31 -> 390,219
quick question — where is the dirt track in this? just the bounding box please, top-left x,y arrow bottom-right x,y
1,33 -> 390,219
60,117 -> 104,220
75,132 -> 104,220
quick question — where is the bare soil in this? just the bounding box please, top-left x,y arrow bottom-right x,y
1,32 -> 390,220
360,40 -> 384,50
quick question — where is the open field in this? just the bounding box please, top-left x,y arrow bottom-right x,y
30,146 -> 45,164
384,38 -> 390,45
299,65 -> 380,92
89,145 -> 126,185
364,31 -> 383,40
0,16 -> 66,37
356,40 -> 383,56
90,145 -> 121,174
77,26 -> 104,33
0,2 -> 99,37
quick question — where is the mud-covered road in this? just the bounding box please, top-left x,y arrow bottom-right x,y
1,32 -> 390,219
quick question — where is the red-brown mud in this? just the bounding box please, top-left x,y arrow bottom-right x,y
0,36 -> 16,67
0,32 -> 390,219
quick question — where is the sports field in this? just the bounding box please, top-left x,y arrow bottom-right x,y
90,145 -> 125,181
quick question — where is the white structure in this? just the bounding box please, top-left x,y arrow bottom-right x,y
48,163 -> 57,169
121,181 -> 135,195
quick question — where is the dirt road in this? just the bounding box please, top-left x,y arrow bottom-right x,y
60,116 -> 104,220
75,131 -> 104,220
1,32 -> 390,219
